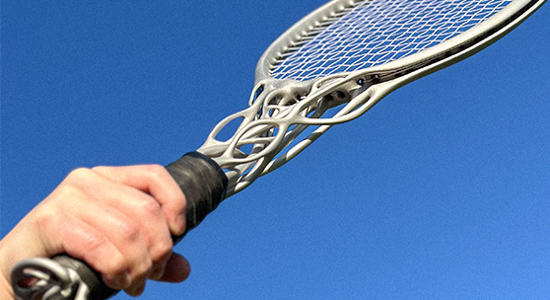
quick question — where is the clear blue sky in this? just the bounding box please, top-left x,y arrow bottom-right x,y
2,1 -> 549,299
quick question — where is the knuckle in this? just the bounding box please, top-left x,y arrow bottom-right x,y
151,238 -> 173,264
65,167 -> 93,181
90,166 -> 116,180
102,258 -> 130,288
106,256 -> 130,277
57,169 -> 96,199
146,164 -> 168,182
115,217 -> 141,242
126,258 -> 152,286
90,166 -> 108,174
138,259 -> 153,277
138,196 -> 162,218
53,183 -> 86,202
147,164 -> 166,175
103,250 -> 153,290
34,208 -> 65,232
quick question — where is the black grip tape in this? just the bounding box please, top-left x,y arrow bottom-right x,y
165,151 -> 228,243
52,152 -> 227,299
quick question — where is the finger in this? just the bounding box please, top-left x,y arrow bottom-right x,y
155,252 -> 191,283
98,195 -> 172,286
35,209 -> 132,290
76,168 -> 175,273
127,281 -> 146,297
54,169 -> 161,290
64,168 -> 170,267
92,165 -> 187,236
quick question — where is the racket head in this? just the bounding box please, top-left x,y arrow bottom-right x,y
256,0 -> 545,86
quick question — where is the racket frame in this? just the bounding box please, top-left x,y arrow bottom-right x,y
200,0 -> 546,196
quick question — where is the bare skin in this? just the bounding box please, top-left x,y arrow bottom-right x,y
0,165 -> 191,298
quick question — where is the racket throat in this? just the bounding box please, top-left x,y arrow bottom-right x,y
254,79 -> 314,115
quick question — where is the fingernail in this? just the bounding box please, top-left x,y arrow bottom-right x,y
128,282 -> 145,296
104,275 -> 124,290
173,214 -> 186,235
150,264 -> 166,281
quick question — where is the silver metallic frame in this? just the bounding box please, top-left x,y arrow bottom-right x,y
198,0 -> 546,197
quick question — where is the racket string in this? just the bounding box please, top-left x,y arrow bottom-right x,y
271,0 -> 512,81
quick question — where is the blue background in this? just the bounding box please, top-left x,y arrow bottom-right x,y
2,1 -> 549,299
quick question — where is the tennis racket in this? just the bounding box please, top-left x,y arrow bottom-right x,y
11,0 -> 546,299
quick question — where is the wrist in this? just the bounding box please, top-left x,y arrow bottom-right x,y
0,246 -> 15,300
0,273 -> 15,300
0,237 -> 15,300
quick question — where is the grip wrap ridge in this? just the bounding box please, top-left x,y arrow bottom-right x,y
165,152 -> 228,242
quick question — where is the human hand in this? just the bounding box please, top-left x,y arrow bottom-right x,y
0,165 -> 190,298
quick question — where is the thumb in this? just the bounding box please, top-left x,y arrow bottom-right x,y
157,252 -> 191,283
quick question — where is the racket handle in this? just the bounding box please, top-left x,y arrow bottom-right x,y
13,152 -> 227,300
166,151 -> 228,242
